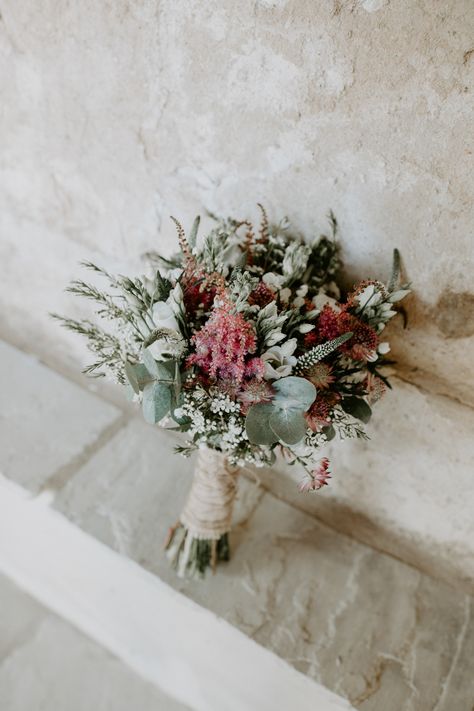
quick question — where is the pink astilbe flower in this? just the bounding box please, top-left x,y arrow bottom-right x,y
365,372 -> 387,405
187,298 -> 264,386
298,458 -> 331,493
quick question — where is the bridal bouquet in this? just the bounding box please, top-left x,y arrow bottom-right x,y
54,207 -> 409,578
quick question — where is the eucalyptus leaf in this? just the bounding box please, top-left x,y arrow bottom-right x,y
322,424 -> 336,441
142,381 -> 172,424
189,215 -> 200,249
269,408 -> 307,445
142,349 -> 176,382
388,248 -> 401,292
124,383 -> 136,402
341,397 -> 372,424
273,376 -> 316,411
245,403 -> 279,445
124,361 -> 152,393
141,348 -> 160,377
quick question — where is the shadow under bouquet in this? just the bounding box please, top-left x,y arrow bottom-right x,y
55,207 -> 410,578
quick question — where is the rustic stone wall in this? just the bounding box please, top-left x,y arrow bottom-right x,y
0,0 -> 472,402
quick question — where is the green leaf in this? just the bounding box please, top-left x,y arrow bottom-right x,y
124,384 -> 136,402
387,289 -> 410,304
142,381 -> 172,424
141,348 -> 160,377
124,362 -> 152,393
322,424 -> 336,441
245,403 -> 279,445
388,248 -> 401,292
341,397 -> 372,424
273,377 -> 316,411
269,408 -> 307,445
141,349 -> 176,382
188,215 -> 200,249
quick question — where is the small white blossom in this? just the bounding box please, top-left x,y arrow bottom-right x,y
262,272 -> 285,291
293,296 -> 306,308
262,338 -> 298,379
265,331 -> 286,347
279,287 -> 292,304
151,300 -> 180,332
312,289 -> 341,312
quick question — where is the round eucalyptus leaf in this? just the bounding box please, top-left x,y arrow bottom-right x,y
245,403 -> 279,445
269,408 -> 307,445
124,361 -> 152,393
142,381 -> 172,424
273,376 -> 316,411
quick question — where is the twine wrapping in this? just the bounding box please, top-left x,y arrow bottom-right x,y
180,448 -> 239,540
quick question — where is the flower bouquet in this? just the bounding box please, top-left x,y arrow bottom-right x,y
54,207 -> 409,578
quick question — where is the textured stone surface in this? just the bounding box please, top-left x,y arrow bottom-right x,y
1,476 -> 353,711
55,421 -> 474,710
262,377 -> 474,592
0,1 -> 473,401
0,574 -> 191,711
0,340 -> 121,492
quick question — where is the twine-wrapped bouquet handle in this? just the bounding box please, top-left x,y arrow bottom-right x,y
166,448 -> 239,577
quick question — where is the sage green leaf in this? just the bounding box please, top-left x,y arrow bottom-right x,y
124,384 -> 136,402
273,376 -> 316,411
269,408 -> 307,445
142,349 -> 176,382
341,397 -> 372,424
188,215 -> 200,248
322,424 -> 336,441
142,381 -> 172,424
245,403 -> 279,445
388,248 -> 401,292
141,348 -> 160,377
387,289 -> 410,303
124,362 -> 152,393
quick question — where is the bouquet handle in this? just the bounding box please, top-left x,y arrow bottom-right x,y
165,448 -> 239,577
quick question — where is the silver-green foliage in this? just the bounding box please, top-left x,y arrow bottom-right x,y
125,349 -> 179,424
245,376 -> 316,446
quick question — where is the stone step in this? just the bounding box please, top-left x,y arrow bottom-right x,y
0,477 -> 352,711
1,337 -> 473,710
0,574 -> 190,711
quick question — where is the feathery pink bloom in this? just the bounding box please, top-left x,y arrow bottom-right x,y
187,298 -> 263,386
298,458 -> 331,492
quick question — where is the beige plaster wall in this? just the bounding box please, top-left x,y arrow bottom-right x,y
0,0 -> 473,401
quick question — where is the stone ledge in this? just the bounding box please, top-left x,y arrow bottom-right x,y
0,477 -> 353,711
0,574 -> 190,711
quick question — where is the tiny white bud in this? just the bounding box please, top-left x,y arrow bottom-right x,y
298,323 -> 315,333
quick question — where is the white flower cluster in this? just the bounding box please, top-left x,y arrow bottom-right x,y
221,416 -> 248,449
353,282 -> 410,333
209,393 -> 241,415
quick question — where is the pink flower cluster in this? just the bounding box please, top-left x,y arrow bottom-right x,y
187,299 -> 265,385
298,458 -> 332,492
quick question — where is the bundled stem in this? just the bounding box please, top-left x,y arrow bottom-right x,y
165,448 -> 239,578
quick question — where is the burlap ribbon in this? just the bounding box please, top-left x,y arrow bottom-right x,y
180,448 -> 239,539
